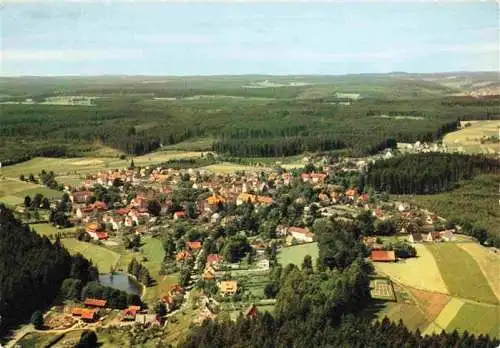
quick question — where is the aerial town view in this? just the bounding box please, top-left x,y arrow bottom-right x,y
0,2 -> 499,348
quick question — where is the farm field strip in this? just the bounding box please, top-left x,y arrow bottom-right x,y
426,243 -> 498,304
443,120 -> 500,154
373,244 -> 448,294
431,297 -> 464,332
446,303 -> 500,338
456,242 -> 500,302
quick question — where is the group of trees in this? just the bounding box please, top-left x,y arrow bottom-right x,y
127,258 -> 154,287
366,153 -> 500,194
24,193 -> 51,211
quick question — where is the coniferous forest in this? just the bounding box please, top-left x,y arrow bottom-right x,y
365,153 -> 500,194
179,218 -> 499,348
1,75 -> 499,163
0,205 -> 96,334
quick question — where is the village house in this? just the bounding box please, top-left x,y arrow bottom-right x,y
173,211 -> 185,220
85,223 -> 108,240
408,231 -> 423,243
425,231 -> 441,242
257,259 -> 270,270
203,266 -> 216,281
288,226 -> 315,243
245,304 -> 259,319
236,193 -> 273,206
83,298 -> 107,308
439,229 -> 456,242
398,203 -> 410,212
219,280 -> 238,296
135,314 -> 160,326
300,172 -> 327,184
122,305 -> 141,321
176,251 -> 192,262
206,254 -> 223,268
187,241 -> 202,252
369,250 -> 396,262
345,188 -> 357,200
71,307 -> 98,322
70,191 -> 93,204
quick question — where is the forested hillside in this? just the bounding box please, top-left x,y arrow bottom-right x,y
365,153 -> 500,194
0,204 -> 98,334
1,75 -> 499,163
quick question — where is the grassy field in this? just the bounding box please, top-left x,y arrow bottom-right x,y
411,175 -> 500,239
457,243 -> 500,302
16,332 -> 64,348
0,151 -> 203,178
446,303 -> 500,338
373,244 -> 448,294
31,223 -> 77,237
0,178 -> 62,206
278,242 -> 319,267
377,302 -> 430,332
443,120 -> 500,154
202,162 -> 271,174
426,243 -> 498,304
61,239 -> 120,273
113,236 -> 178,305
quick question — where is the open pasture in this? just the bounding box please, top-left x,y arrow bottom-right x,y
443,120 -> 500,154
31,223 -> 77,237
278,242 -> 319,267
61,239 -> 120,273
373,244 -> 448,294
426,243 -> 498,304
0,178 -> 62,206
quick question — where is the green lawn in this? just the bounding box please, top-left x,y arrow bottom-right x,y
31,223 -> 77,237
426,243 -> 498,304
0,178 -> 62,205
61,239 -> 120,273
446,303 -> 500,338
278,242 -> 319,267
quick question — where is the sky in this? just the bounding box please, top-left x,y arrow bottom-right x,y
1,1 -> 498,76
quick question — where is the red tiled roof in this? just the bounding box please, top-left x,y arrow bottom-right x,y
369,250 -> 396,262
206,254 -> 223,264
174,211 -> 185,218
116,208 -> 130,215
95,232 -> 108,240
187,241 -> 202,250
84,298 -> 107,307
81,309 -> 96,320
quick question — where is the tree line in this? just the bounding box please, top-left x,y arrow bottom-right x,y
365,153 -> 500,194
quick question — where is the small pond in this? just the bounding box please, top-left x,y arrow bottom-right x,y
99,272 -> 142,296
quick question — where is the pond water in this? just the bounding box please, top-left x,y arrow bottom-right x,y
99,272 -> 142,296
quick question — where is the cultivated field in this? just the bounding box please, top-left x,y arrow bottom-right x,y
0,151 -> 203,178
425,297 -> 465,335
370,278 -> 396,301
373,244 -> 448,294
426,243 -> 498,304
446,302 -> 500,338
278,242 -> 319,267
377,302 -> 430,332
61,239 -> 120,273
457,243 -> 500,302
443,120 -> 500,154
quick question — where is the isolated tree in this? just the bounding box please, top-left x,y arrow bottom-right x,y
301,255 -> 313,273
31,193 -> 43,209
76,330 -> 98,348
41,197 -> 50,210
24,195 -> 32,208
155,302 -> 167,316
147,200 -> 162,216
30,310 -> 44,329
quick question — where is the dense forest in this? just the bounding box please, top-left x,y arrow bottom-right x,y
365,153 -> 500,194
180,217 -> 499,347
1,75 -> 499,163
0,204 -> 136,335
